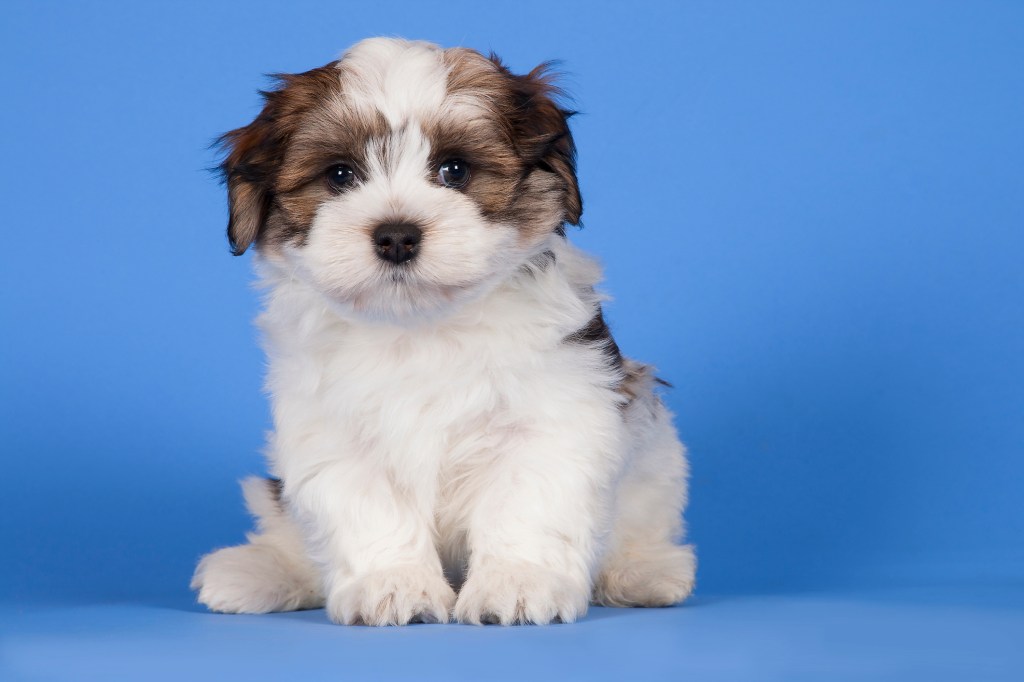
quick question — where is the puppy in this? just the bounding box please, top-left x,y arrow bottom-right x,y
191,37 -> 696,625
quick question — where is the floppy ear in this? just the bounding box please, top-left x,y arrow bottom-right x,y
218,101 -> 285,256
499,60 -> 583,227
218,66 -> 339,255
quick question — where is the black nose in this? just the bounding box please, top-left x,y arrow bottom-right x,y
373,223 -> 422,264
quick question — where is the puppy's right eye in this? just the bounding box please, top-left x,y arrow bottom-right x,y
325,164 -> 356,191
437,159 -> 470,189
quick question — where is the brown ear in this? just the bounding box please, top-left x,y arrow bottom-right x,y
497,59 -> 583,226
218,66 -> 340,255
218,105 -> 282,256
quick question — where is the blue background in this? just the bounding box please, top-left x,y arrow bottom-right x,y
2,1 -> 1022,679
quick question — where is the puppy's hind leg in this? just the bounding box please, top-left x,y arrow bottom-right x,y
191,477 -> 324,613
595,395 -> 696,607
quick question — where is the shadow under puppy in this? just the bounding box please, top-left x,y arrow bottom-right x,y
192,37 -> 695,625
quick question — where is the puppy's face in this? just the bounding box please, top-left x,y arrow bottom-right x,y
222,39 -> 581,322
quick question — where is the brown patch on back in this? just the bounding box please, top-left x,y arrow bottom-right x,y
564,311 -> 666,408
266,477 -> 284,510
619,359 -> 659,406
565,306 -> 623,370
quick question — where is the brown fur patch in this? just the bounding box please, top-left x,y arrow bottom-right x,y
565,307 -> 623,370
425,115 -> 522,219
219,45 -> 582,255
619,359 -> 655,405
266,477 -> 284,510
438,49 -> 582,237
218,63 -> 344,255
563,312 -> 666,407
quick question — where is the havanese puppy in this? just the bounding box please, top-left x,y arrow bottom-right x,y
191,37 -> 696,625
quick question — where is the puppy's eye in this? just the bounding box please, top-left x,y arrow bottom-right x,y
437,159 -> 470,188
325,164 -> 356,191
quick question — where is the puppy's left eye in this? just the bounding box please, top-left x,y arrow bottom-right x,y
326,164 -> 356,191
437,159 -> 470,188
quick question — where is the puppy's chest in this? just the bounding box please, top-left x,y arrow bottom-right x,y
307,323 -> 549,462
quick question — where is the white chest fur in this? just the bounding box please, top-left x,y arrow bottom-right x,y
257,242 -> 627,542
193,239 -> 694,624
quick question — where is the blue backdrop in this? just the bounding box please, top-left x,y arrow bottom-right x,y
2,1 -> 1022,679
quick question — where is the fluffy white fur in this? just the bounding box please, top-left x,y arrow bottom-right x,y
192,38 -> 695,626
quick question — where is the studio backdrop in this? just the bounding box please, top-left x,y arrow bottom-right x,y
1,0 -> 1022,604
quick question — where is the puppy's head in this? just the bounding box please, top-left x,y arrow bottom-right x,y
220,38 -> 580,322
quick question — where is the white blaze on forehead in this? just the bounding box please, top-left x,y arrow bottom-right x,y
363,124 -> 434,212
336,38 -> 450,127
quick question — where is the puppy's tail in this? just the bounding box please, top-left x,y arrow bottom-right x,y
191,476 -> 324,613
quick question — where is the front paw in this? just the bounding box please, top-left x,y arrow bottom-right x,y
454,560 -> 589,625
326,565 -> 456,626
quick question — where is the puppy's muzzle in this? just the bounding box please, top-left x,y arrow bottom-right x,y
373,223 -> 422,265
